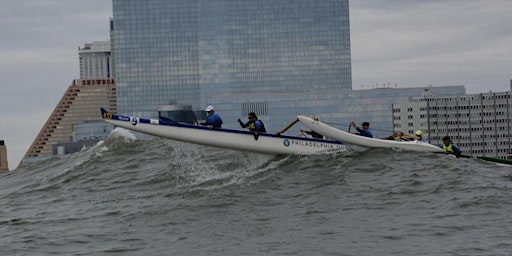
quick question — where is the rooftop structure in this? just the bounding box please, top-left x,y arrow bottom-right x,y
79,41 -> 112,79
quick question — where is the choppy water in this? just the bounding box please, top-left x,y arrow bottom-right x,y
1,128 -> 511,256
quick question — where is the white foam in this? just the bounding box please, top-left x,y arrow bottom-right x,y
108,127 -> 137,142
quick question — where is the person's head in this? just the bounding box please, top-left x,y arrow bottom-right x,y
442,136 -> 451,145
205,105 -> 214,115
361,122 -> 370,130
415,130 -> 423,137
248,112 -> 257,121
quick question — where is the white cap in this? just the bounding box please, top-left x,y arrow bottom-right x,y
205,105 -> 214,112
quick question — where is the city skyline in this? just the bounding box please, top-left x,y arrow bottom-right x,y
1,0 -> 512,170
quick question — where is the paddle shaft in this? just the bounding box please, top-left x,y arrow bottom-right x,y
276,119 -> 299,135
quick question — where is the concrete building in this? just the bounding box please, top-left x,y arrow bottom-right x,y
79,41 -> 112,79
20,79 -> 117,167
338,85 -> 465,138
393,83 -> 512,159
0,140 -> 8,172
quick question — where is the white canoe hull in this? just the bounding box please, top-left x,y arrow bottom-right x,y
297,115 -> 445,153
101,109 -> 347,154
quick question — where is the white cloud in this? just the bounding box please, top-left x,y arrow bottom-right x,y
350,0 -> 512,93
0,49 -> 75,66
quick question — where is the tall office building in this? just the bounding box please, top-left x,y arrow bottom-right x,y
111,0 -> 466,136
0,140 -> 8,172
112,0 -> 352,131
79,41 -> 112,79
392,84 -> 512,159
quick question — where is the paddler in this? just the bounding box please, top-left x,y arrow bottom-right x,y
350,121 -> 373,138
238,112 -> 266,140
440,136 -> 462,157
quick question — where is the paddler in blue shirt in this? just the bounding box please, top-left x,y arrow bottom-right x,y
238,112 -> 266,140
201,105 -> 223,129
350,121 -> 373,138
441,136 -> 462,157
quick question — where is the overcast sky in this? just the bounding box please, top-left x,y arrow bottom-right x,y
1,0 -> 511,170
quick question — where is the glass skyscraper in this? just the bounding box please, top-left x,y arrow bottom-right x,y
112,0 -> 465,137
112,0 -> 352,132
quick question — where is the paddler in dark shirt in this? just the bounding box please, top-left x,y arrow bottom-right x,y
238,112 -> 266,140
350,121 -> 373,138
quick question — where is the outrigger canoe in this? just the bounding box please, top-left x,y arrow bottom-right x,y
100,108 -> 347,154
297,115 -> 445,153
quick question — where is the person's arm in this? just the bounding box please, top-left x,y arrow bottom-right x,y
237,118 -> 247,128
310,131 -> 323,138
350,121 -> 358,130
201,116 -> 212,126
452,144 -> 462,156
215,115 -> 223,127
